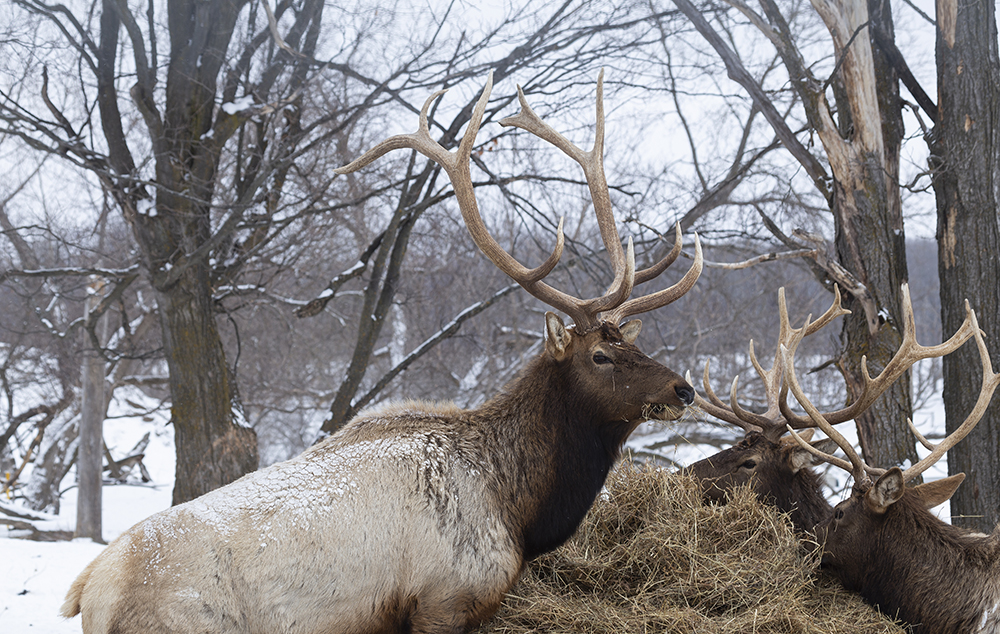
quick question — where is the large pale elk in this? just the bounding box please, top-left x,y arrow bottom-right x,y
780,284 -> 1000,634
683,287 -> 846,532
60,72 -> 703,634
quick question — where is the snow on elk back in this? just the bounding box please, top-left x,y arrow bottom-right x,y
60,72 -> 703,634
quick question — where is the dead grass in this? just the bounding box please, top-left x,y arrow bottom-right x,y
478,464 -> 905,634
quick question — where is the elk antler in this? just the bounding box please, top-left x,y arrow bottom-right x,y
689,285 -> 849,441
781,285 -> 1000,486
336,71 -> 703,329
783,283 -> 978,428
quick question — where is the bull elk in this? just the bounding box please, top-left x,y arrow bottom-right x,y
684,287 -> 847,532
61,72 -> 703,634
780,284 -> 1000,634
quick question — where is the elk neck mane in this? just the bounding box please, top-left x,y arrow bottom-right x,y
474,333 -> 643,559
350,324 -> 644,562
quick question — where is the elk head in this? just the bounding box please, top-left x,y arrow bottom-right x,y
544,315 -> 694,426
688,430 -> 835,504
815,467 -> 967,581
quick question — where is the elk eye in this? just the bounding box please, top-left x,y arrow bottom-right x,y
593,352 -> 613,365
740,459 -> 757,469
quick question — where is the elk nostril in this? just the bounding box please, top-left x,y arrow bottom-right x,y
676,385 -> 695,405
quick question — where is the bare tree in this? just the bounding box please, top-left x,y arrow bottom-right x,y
0,0 -> 378,503
669,0 -> 917,469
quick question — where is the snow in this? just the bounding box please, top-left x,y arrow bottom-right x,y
2,391 -> 175,632
136,198 -> 156,218
221,95 -> 255,115
1,539 -> 107,631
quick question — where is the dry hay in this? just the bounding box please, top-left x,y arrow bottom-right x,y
478,464 -> 905,634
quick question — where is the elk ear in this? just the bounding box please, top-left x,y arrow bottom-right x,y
545,312 -> 573,361
866,467 -> 905,514
787,437 -> 837,473
793,429 -> 815,443
619,319 -> 642,344
913,473 -> 966,509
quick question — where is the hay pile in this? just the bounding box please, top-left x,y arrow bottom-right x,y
479,465 -> 904,634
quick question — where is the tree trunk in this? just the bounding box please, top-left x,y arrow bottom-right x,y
321,198 -> 422,437
932,0 -> 1000,532
75,279 -> 105,542
118,0 -> 259,504
808,0 -> 917,470
157,266 -> 258,506
831,166 -> 915,469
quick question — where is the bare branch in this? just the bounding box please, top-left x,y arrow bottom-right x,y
673,0 -> 832,201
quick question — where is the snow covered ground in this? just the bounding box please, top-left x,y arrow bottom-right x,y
0,387 -> 951,633
1,393 -> 175,633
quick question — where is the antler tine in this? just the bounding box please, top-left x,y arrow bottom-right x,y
728,372 -> 778,430
335,88 -> 456,175
899,303 -> 1000,483
687,366 -> 763,433
698,362 -> 731,410
792,283 -> 976,427
778,287 -> 850,427
781,340 -> 881,487
605,234 -> 704,324
803,285 -> 850,335
635,223 -> 683,285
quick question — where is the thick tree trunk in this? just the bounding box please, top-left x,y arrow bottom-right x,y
121,0 -> 258,505
810,0 -> 916,469
932,0 -> 1000,532
157,267 -> 258,506
832,168 -> 915,469
834,0 -> 916,471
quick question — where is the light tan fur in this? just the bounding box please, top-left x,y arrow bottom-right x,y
62,406 -> 520,634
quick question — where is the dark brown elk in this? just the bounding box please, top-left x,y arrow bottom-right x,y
781,284 -> 1000,634
60,72 -> 703,634
684,287 -> 846,532
686,429 -> 836,532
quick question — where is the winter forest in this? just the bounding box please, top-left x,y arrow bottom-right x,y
2,0 -> 999,632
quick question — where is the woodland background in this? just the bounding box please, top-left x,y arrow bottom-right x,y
1,0 -> 997,552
